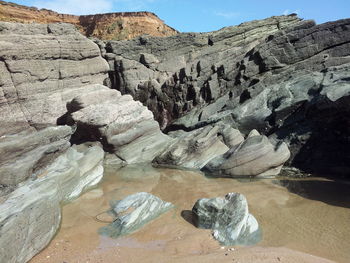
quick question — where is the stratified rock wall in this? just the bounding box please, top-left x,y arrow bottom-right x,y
0,1 -> 178,40
103,15 -> 350,175
0,22 -> 109,136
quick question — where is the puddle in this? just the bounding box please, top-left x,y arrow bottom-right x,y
31,165 -> 350,263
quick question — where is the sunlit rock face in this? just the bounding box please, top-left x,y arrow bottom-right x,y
103,15 -> 350,175
67,84 -> 172,164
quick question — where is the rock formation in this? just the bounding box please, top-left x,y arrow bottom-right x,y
99,192 -> 174,238
192,193 -> 261,246
67,84 -> 172,163
103,15 -> 350,175
0,21 -> 171,262
0,143 -> 104,263
204,130 -> 291,177
0,0 -> 178,40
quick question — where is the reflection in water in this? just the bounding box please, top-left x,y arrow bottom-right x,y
31,165 -> 350,263
274,179 -> 350,208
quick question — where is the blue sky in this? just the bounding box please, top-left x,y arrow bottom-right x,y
10,0 -> 350,32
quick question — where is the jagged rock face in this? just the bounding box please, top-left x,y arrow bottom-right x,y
103,16 -> 350,175
0,1 -> 178,40
0,22 -> 109,136
103,15 -> 301,129
192,193 -> 261,246
99,192 -> 174,238
68,84 -> 172,164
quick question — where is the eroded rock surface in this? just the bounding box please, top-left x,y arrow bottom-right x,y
204,131 -> 290,177
0,144 -> 104,263
99,192 -> 174,238
0,126 -> 72,187
103,16 -> 350,175
0,22 -> 109,136
192,193 -> 260,246
68,84 -> 172,164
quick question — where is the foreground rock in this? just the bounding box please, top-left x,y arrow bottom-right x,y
192,193 -> 260,246
0,126 -> 72,187
204,130 -> 290,177
0,144 -> 104,263
68,84 -> 172,164
99,192 -> 174,238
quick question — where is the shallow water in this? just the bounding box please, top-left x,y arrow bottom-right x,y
31,165 -> 350,263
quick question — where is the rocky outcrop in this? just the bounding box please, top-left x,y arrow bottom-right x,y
0,22 -> 107,262
103,15 -> 301,129
0,1 -> 178,40
153,125 -> 290,177
0,126 -> 72,187
192,193 -> 261,246
103,16 -> 350,175
204,130 -> 290,177
67,84 -> 172,164
0,143 -> 104,263
99,192 -> 174,238
154,126 -> 229,169
0,21 -> 109,136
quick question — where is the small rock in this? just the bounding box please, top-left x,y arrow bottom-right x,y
99,192 -> 174,238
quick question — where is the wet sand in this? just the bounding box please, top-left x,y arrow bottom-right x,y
31,165 -> 350,263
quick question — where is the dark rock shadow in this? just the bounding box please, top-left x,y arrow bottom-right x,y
274,179 -> 350,209
181,210 -> 196,226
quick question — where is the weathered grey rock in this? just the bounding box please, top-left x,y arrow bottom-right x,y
153,125 -> 232,169
68,84 -> 172,164
0,126 -> 72,187
102,16 -> 350,175
99,192 -> 173,238
192,193 -> 260,246
204,134 -> 290,177
103,15 -> 301,128
0,144 -> 104,263
0,22 -> 109,136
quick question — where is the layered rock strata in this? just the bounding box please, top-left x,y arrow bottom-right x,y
67,84 -> 172,164
0,144 -> 104,263
154,124 -> 290,177
0,1 -> 178,40
103,15 -> 350,175
0,22 -> 109,136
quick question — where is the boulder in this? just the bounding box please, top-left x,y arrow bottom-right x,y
192,193 -> 261,246
99,192 -> 174,238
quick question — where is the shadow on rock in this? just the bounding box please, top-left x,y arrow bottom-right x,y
181,210 -> 195,226
275,179 -> 350,209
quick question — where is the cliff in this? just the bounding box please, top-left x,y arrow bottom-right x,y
0,0 -> 178,40
102,15 -> 350,176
